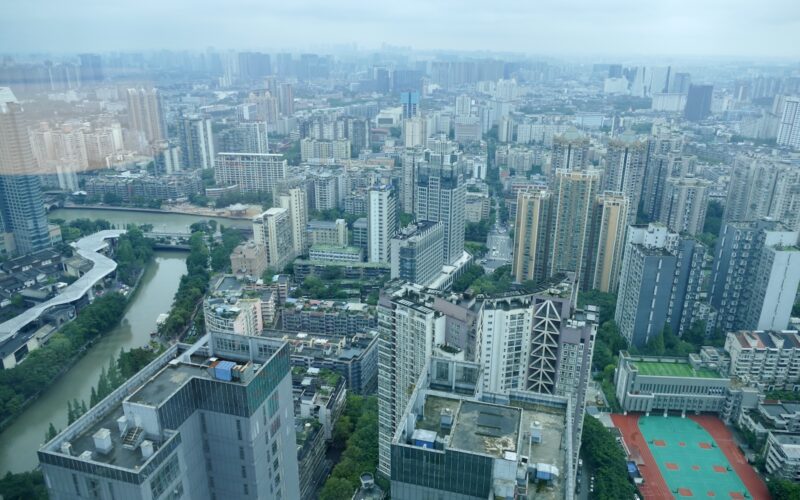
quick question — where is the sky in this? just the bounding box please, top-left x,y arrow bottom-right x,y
2,0 -> 799,59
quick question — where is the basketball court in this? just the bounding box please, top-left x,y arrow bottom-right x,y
611,414 -> 768,499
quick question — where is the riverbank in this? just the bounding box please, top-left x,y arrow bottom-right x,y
59,202 -> 259,221
0,251 -> 188,473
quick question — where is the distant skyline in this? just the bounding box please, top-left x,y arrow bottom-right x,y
1,0 -> 799,60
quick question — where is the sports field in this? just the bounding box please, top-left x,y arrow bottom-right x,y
633,361 -> 721,378
612,414 -> 768,499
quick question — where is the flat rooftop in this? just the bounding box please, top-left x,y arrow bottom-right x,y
129,358 -> 225,406
634,361 -> 721,378
450,400 -> 520,458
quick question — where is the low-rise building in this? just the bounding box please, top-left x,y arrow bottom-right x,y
306,219 -> 347,248
264,329 -> 379,394
615,352 -> 730,414
725,330 -> 800,390
293,259 -> 390,283
308,244 -> 363,263
229,240 -> 268,278
281,299 -> 377,336
765,432 -> 800,482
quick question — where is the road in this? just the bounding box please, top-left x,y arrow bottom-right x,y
482,221 -> 513,273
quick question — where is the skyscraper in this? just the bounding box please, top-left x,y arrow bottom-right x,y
586,192 -> 629,293
658,176 -> 711,235
512,188 -> 553,283
368,185 -> 397,263
710,220 -> 800,332
414,163 -> 466,264
549,169 -> 602,285
237,51 -> 271,81
684,84 -> 714,121
126,87 -> 167,145
603,132 -> 647,225
0,88 -> 51,255
777,96 -> 800,149
179,114 -> 215,169
400,91 -> 419,119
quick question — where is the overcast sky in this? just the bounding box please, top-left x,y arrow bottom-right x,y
2,0 -> 798,59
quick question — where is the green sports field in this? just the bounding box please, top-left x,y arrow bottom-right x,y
633,361 -> 721,378
638,416 -> 749,498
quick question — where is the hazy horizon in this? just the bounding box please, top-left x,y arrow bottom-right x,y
2,0 -> 799,60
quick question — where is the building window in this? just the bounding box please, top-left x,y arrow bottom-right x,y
236,419 -> 243,440
150,454 -> 180,499
243,484 -> 249,496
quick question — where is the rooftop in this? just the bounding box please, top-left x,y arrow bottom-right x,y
633,361 -> 722,378
450,400 -> 520,457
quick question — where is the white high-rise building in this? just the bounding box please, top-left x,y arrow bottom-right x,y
777,96 -> 800,149
455,94 -> 472,117
368,185 -> 397,263
214,153 -> 287,193
253,207 -> 294,271
278,187 -> 307,256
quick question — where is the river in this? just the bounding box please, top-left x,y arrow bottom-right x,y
48,207 -> 252,233
0,251 -> 187,474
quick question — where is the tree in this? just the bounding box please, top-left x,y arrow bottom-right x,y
768,477 -> 800,500
0,470 -> 48,500
319,477 -> 355,500
644,329 -> 666,356
45,422 -> 58,442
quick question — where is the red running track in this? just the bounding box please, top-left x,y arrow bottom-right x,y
611,414 -> 673,500
689,415 -> 770,500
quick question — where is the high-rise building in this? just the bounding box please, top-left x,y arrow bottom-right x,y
454,94 -> 472,117
78,53 -> 103,85
616,223 -> 707,346
512,189 -> 553,283
368,185 -> 397,263
400,91 -> 419,119
389,356 -> 575,499
725,154 -> 800,232
38,337 -> 300,499
402,117 -> 426,147
414,163 -> 466,264
376,283 -> 477,476
179,114 -> 215,169
776,96 -> 800,149
684,84 -> 714,121
477,276 -> 596,468
641,125 -> 684,220
710,220 -> 800,332
549,169 -> 602,285
550,129 -> 589,173
214,153 -> 287,194
390,221 -> 444,286
253,208 -> 294,270
125,87 -> 167,145
217,121 -> 269,155
278,83 -> 294,116
603,132 -> 647,225
277,187 -> 308,256
658,175 -> 711,235
586,192 -> 629,293
0,88 -> 51,255
399,148 -> 423,214
237,51 -> 271,81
